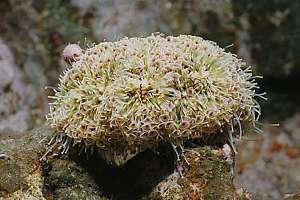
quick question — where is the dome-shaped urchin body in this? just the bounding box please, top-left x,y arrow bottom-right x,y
47,35 -> 261,166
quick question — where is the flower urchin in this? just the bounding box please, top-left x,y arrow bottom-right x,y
47,35 -> 263,166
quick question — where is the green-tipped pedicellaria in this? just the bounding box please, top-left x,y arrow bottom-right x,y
47,35 -> 263,166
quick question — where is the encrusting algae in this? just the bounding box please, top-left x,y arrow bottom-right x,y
46,34 -> 264,166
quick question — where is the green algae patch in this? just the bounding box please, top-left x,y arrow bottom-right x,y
146,146 -> 251,200
44,158 -> 109,200
0,126 -> 54,199
0,161 -> 25,194
183,147 -> 234,200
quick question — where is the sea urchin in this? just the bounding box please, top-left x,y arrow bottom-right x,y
47,34 -> 262,166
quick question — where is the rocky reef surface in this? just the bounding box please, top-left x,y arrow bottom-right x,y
0,126 -> 250,200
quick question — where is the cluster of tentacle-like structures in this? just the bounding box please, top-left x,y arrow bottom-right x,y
47,35 -> 263,166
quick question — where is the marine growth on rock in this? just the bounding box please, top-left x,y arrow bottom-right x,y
47,34 -> 263,166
